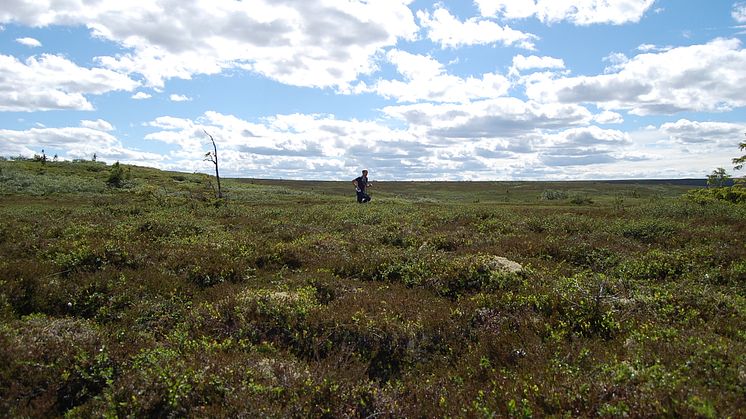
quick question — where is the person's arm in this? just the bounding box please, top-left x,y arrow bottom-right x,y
352,178 -> 361,192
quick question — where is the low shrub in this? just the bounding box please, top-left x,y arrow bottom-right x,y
546,273 -> 623,340
0,315 -> 112,417
164,245 -> 256,288
569,194 -> 594,205
540,239 -> 620,272
685,187 -> 746,204
618,219 -> 678,244
540,189 -> 568,200
106,161 -> 126,188
617,249 -> 692,282
335,249 -> 525,298
299,282 -> 462,382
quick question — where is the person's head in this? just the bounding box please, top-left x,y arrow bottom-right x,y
362,169 -> 368,176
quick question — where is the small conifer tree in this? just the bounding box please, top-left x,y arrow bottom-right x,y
106,161 -> 125,188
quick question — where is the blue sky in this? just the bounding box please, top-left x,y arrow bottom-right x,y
1,0 -> 745,180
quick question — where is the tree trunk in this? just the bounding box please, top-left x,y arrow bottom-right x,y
204,130 -> 223,199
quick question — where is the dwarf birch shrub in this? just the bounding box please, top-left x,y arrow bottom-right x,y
541,189 -> 568,200
0,315 -> 112,416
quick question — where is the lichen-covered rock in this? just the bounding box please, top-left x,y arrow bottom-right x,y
487,256 -> 523,274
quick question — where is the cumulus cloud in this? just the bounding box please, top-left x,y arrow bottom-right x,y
417,5 -> 536,49
602,52 -> 629,73
0,126 -> 163,163
0,0 -> 419,90
637,43 -> 671,53
15,37 -> 41,47
80,119 -> 114,131
131,91 -> 152,99
509,54 -> 565,76
511,54 -> 565,71
617,121 -> 744,178
0,53 -> 139,111
144,111 -> 428,179
474,0 -> 657,25
137,108 -> 746,180
526,38 -> 746,115
365,50 -> 511,103
593,110 -> 624,124
659,119 -> 746,145
546,126 -> 630,147
141,106 -> 605,180
538,126 -> 634,167
733,2 -> 746,23
383,98 -> 594,138
169,94 -> 191,102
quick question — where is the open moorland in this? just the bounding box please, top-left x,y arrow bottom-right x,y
1,159 -> 745,417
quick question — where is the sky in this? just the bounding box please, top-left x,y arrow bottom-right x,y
1,0 -> 745,181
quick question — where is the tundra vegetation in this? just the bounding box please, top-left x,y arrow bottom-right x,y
0,158 -> 744,417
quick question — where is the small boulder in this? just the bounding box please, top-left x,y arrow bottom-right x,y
488,256 -> 523,274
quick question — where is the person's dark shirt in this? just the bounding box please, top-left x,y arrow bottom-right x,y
354,175 -> 368,192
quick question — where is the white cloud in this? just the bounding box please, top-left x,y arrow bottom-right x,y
617,121 -> 745,177
131,91 -> 152,99
382,98 -> 595,139
366,50 -> 511,103
637,43 -> 671,53
475,0 -> 657,25
169,94 -> 191,102
538,126 -> 632,167
733,2 -> 746,23
0,53 -> 139,111
143,107 -> 596,180
138,109 -> 744,180
511,54 -> 565,71
594,110 -> 624,124
526,38 -> 746,115
509,54 -> 564,76
637,43 -> 656,52
15,37 -> 41,47
544,126 -> 630,149
475,0 -> 536,20
144,111 -> 425,179
80,119 -> 114,131
0,0 -> 419,90
602,52 -> 629,73
417,6 -> 536,49
659,119 -> 746,145
0,126 -> 163,163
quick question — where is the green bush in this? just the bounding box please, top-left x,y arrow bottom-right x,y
0,315 -> 112,416
617,249 -> 691,282
685,187 -> 746,204
569,193 -> 593,205
541,189 -> 568,200
618,219 -> 677,243
548,274 -> 622,339
106,161 -> 126,188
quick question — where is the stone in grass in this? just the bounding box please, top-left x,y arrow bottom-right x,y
487,256 -> 523,274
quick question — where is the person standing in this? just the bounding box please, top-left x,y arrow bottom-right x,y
352,169 -> 372,203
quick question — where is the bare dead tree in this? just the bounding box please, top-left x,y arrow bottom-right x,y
203,130 -> 223,199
